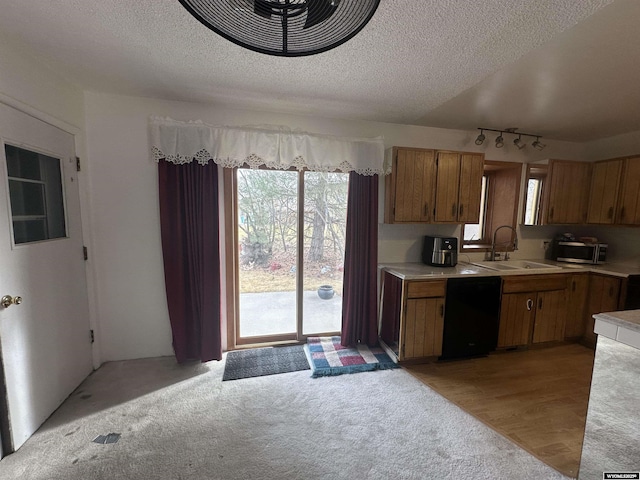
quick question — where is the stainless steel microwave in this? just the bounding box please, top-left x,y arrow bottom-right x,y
553,241 -> 607,264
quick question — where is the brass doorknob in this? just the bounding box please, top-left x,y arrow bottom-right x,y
1,295 -> 22,308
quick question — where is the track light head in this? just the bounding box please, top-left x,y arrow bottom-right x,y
475,129 -> 485,146
495,133 -> 504,148
532,137 -> 546,151
513,135 -> 526,150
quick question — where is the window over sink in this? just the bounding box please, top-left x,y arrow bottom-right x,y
461,160 -> 522,252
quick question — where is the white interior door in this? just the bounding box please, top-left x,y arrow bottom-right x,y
0,103 -> 93,453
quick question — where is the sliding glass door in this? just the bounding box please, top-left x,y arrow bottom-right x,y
234,168 -> 348,344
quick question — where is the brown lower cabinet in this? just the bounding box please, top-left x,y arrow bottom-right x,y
564,273 -> 589,338
498,274 -> 569,348
379,269 -> 626,364
402,280 -> 445,360
379,273 -> 446,362
583,273 -> 622,347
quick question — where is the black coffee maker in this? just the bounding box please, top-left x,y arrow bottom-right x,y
422,236 -> 458,267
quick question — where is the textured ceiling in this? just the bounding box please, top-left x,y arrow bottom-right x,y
1,0 -> 638,141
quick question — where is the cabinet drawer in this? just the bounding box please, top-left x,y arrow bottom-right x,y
406,280 -> 446,298
502,274 -> 568,293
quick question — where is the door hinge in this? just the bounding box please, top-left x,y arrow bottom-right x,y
83,246 -> 88,261
76,156 -> 81,172
90,330 -> 95,344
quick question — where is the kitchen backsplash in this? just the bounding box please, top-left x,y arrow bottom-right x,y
378,223 -> 640,266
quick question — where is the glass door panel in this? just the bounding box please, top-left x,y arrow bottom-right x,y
302,172 -> 348,335
237,169 -> 298,338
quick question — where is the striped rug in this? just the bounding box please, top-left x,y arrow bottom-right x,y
304,336 -> 399,378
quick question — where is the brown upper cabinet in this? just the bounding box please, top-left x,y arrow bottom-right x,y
434,151 -> 484,223
544,159 -> 592,224
587,159 -> 623,224
616,156 -> 640,225
385,147 -> 484,224
384,147 -> 436,223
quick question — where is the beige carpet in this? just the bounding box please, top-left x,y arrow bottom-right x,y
0,355 -> 570,479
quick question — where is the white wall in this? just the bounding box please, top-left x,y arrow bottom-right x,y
83,91 -> 597,361
0,33 -> 84,129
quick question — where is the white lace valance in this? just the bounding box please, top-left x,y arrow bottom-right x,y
149,116 -> 385,176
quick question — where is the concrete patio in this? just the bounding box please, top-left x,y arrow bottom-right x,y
239,290 -> 342,337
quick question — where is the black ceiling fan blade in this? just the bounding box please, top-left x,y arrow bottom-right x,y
304,0 -> 338,29
254,0 -> 273,19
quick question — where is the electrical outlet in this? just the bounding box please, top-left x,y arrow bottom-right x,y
541,240 -> 551,250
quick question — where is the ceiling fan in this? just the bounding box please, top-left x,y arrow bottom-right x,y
178,0 -> 380,57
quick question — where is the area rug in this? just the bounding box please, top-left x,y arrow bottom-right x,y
222,345 -> 310,381
304,336 -> 399,378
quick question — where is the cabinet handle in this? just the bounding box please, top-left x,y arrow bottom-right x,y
459,204 -> 464,217
424,202 -> 429,219
440,304 -> 444,317
607,207 -> 614,219
451,203 -> 456,217
609,286 -> 614,297
620,207 -> 626,220
526,298 -> 533,311
549,207 -> 554,220
538,297 -> 543,310
572,280 -> 576,292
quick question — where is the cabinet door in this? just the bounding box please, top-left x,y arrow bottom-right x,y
498,292 -> 535,348
584,274 -> 621,346
587,159 -> 622,224
434,152 -> 461,222
617,156 -> 640,225
546,160 -> 591,224
564,273 -> 589,338
390,148 -> 436,223
457,153 -> 484,223
403,297 -> 444,359
532,289 -> 566,343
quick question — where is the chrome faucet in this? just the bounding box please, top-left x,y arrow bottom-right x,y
490,225 -> 518,261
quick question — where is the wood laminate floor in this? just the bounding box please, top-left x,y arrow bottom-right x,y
404,344 -> 595,478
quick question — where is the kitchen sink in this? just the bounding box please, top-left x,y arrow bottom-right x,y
469,260 -> 563,272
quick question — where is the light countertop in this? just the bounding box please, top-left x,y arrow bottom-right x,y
379,260 -> 640,280
593,310 -> 640,350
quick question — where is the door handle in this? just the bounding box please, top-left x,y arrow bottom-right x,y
1,295 -> 23,309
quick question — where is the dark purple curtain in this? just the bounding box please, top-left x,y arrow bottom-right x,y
341,172 -> 379,347
158,160 -> 222,363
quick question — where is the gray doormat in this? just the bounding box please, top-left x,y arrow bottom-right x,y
222,345 -> 310,381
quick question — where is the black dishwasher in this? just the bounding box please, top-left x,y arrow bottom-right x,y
441,277 -> 501,360
624,275 -> 640,310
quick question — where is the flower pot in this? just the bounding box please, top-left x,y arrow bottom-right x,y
317,285 -> 334,300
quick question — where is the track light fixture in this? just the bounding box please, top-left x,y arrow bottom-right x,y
476,128 -> 545,151
513,135 -> 526,150
532,137 -> 546,151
